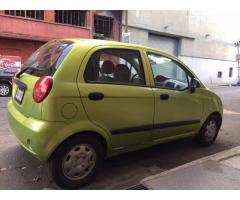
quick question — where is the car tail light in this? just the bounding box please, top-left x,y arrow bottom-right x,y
32,76 -> 53,103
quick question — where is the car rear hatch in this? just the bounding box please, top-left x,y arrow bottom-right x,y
12,40 -> 74,119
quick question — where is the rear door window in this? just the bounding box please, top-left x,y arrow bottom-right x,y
22,40 -> 73,77
84,49 -> 146,86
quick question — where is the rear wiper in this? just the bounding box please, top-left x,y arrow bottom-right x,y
16,67 -> 30,78
16,67 -> 44,78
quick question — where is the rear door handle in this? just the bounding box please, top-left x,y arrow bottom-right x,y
88,92 -> 104,101
160,94 -> 169,100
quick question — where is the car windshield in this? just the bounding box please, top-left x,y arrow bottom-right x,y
22,40 -> 73,77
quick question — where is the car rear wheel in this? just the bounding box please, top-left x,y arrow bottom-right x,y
50,134 -> 104,189
0,83 -> 11,97
196,114 -> 221,147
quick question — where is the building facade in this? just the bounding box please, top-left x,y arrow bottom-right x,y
0,10 -> 121,63
122,11 -> 239,87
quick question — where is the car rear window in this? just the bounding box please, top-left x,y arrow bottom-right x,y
22,40 -> 73,77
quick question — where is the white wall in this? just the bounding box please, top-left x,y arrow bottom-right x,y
123,11 -> 240,87
179,56 -> 238,87
123,11 -> 240,61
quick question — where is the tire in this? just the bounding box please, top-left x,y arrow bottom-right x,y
0,83 -> 11,97
50,134 -> 104,189
195,114 -> 221,147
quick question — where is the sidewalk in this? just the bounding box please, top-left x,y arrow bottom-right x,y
141,146 -> 240,189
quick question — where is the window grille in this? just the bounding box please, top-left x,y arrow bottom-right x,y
55,10 -> 86,27
4,10 -> 44,20
94,15 -> 113,38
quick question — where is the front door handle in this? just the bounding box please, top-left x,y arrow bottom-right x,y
88,92 -> 104,101
160,94 -> 169,100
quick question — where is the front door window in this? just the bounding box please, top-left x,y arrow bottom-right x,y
147,53 -> 189,90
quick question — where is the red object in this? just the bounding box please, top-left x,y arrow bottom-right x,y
32,76 -> 53,103
0,12 -> 91,42
0,11 -> 121,63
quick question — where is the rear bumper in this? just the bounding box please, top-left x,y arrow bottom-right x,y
7,99 -> 68,161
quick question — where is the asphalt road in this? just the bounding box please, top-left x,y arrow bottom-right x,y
1,87 -> 240,189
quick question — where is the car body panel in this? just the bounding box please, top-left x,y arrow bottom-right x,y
77,45 -> 154,149
140,50 -> 204,140
151,88 -> 204,141
8,99 -> 113,161
12,74 -> 42,119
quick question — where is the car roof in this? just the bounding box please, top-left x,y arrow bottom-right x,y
57,38 -> 201,85
59,38 -> 177,59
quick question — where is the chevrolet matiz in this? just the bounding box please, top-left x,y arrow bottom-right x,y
7,39 -> 223,189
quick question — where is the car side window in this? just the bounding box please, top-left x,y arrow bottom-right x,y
147,53 -> 189,91
84,49 -> 145,86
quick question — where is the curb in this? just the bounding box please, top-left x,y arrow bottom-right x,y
141,146 -> 240,186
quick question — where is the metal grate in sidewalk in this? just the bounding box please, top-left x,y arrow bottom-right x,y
126,184 -> 149,190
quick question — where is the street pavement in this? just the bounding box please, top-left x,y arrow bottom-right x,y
141,146 -> 240,189
1,86 -> 240,189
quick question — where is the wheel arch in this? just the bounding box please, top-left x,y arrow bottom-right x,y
200,111 -> 222,132
208,111 -> 222,126
48,130 -> 109,161
0,79 -> 12,86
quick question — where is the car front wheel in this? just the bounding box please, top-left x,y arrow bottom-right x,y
50,134 -> 104,189
196,114 -> 221,146
0,83 -> 11,97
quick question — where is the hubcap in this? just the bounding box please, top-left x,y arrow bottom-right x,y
204,120 -> 217,142
62,144 -> 96,180
0,84 -> 10,96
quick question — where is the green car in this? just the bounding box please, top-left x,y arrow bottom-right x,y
7,39 -> 223,189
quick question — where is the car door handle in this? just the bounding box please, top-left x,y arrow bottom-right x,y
88,92 -> 104,101
160,94 -> 169,100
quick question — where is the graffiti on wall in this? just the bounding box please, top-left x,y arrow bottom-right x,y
0,55 -> 21,69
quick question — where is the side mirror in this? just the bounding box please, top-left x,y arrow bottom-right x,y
190,78 -> 200,93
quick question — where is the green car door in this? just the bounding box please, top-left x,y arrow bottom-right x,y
145,51 -> 204,141
77,46 -> 154,150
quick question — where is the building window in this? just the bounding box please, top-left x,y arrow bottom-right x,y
94,15 -> 113,39
217,71 -> 222,78
4,10 -> 44,20
55,10 -> 86,27
229,67 -> 233,77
